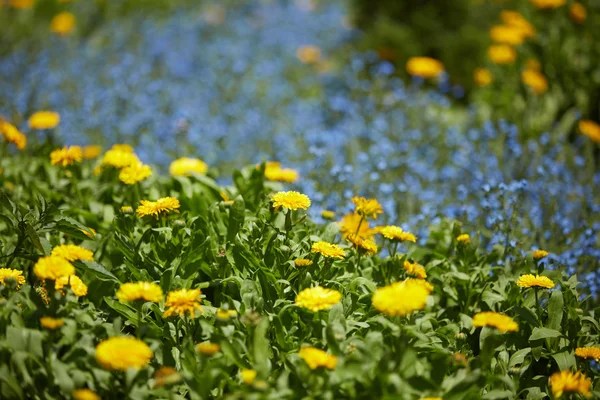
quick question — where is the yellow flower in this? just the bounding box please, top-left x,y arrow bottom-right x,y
549,370 -> 592,398
489,25 -> 526,45
50,146 -> 83,167
101,145 -> 139,169
294,258 -> 313,267
116,282 -> 164,303
295,286 -> 342,312
152,367 -> 181,388
163,288 -> 203,318
500,11 -> 535,38
405,277 -> 434,292
34,256 -> 75,280
28,111 -> 60,129
575,346 -> 600,361
522,69 -> 548,94
346,233 -> 378,254
119,161 -> 152,184
404,261 -> 427,279
339,212 -> 373,239
298,347 -> 337,370
197,342 -> 221,355
51,244 -> 93,262
488,45 -> 516,64
456,234 -> 470,244
296,45 -> 321,64
95,336 -> 153,371
55,275 -> 88,296
136,197 -> 180,218
406,57 -> 444,78
372,279 -> 431,317
579,120 -> 600,143
474,68 -> 493,87
9,0 -> 35,8
321,210 -> 335,219
379,225 -> 417,243
516,274 -> 555,289
530,0 -> 566,9
570,2 -> 587,24
533,249 -> 549,260
50,12 -> 76,36
40,317 -> 64,330
351,196 -> 383,219
271,191 -> 311,211
311,241 -> 346,259
82,145 -> 102,159
215,308 -> 238,320
240,369 -> 257,385
0,268 -> 26,289
72,388 -> 100,400
81,227 -> 96,238
264,161 -> 299,183
0,120 -> 26,150
121,205 -> 133,214
472,312 -> 518,333
169,157 -> 208,176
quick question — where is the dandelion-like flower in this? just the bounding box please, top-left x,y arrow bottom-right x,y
530,0 -> 566,9
51,12 -> 76,36
197,342 -> 221,355
321,210 -> 335,219
0,120 -> 26,150
456,234 -> 470,244
215,308 -> 237,320
295,286 -> 342,312
240,369 -> 257,385
28,111 -> 60,130
50,146 -> 83,167
294,258 -> 313,267
95,336 -> 153,371
372,279 -> 431,317
575,346 -> 600,361
136,197 -> 180,218
351,196 -> 383,219
0,268 -> 26,289
339,212 -> 373,239
152,367 -> 182,388
570,2 -> 587,23
472,312 -> 518,333
40,317 -> 64,330
121,205 -> 133,214
296,45 -> 322,64
380,225 -> 417,242
163,288 -> 203,318
488,45 -> 516,64
522,69 -> 548,95
51,244 -> 94,262
55,275 -> 88,296
119,161 -> 152,184
169,157 -> 208,176
116,282 -> 164,303
34,256 -> 75,280
516,274 -> 555,289
404,261 -> 427,279
271,191 -> 311,210
101,145 -> 140,169
72,388 -> 100,400
533,249 -> 549,260
500,11 -> 535,38
474,68 -> 493,87
346,233 -> 378,254
298,347 -> 337,370
311,241 -> 346,259
489,25 -> 526,45
264,161 -> 299,182
549,370 -> 592,398
406,57 -> 444,78
578,120 -> 600,143
82,145 -> 102,159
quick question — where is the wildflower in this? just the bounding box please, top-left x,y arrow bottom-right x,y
533,249 -> 549,260
136,197 -> 180,218
474,68 -> 493,87
488,45 -> 516,64
72,389 -> 100,400
121,205 -> 133,214
472,312 -> 518,333
264,161 -> 299,183
404,261 -> 427,279
116,282 -> 164,303
163,288 -> 203,318
500,11 -> 535,38
95,336 -> 153,371
489,25 -> 526,45
321,210 -> 335,219
311,241 -> 346,259
380,225 -> 416,242
294,258 -> 313,267
40,317 -> 64,330
55,275 -> 88,296
271,191 -> 311,211
351,196 -> 383,219
0,120 -> 26,150
405,277 -> 434,292
569,2 -> 587,24
9,0 -> 35,8
119,161 -> 152,184
456,234 -> 470,244
241,369 -> 257,385
406,57 -> 444,78
295,286 -> 342,312
346,233 -> 378,254
372,279 -> 430,317
51,244 -> 93,262
28,111 -> 60,130
339,212 -> 373,239
578,120 -> 600,143
101,145 -> 139,168
216,308 -> 238,320
549,370 -> 592,398
82,145 -> 102,159
197,342 -> 221,356
530,0 -> 566,9
169,157 -> 208,176
50,12 -> 76,36
296,45 -> 321,64
153,367 -> 182,388
49,146 -> 83,167
298,347 -> 337,370
516,274 -> 555,289
522,69 -> 548,94
0,268 -> 26,289
575,347 -> 600,361
34,256 -> 75,280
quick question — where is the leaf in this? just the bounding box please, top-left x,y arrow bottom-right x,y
509,347 -> 531,368
545,290 -> 563,331
551,351 -> 576,371
80,261 -> 121,283
227,196 -> 245,243
218,338 -> 246,368
529,327 -> 561,341
483,390 -> 514,399
24,223 -> 44,255
252,318 -> 271,376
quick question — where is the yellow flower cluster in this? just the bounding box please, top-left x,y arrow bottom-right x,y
163,288 -> 203,318
83,145 -> 102,159
351,196 -> 383,219
28,111 -> 60,130
472,312 -> 518,333
34,256 -> 75,280
298,347 -> 337,370
169,157 -> 208,176
0,120 -> 26,150
117,281 -> 164,303
264,161 -> 299,183
575,346 -> 600,361
404,261 -> 427,279
549,370 -> 591,398
516,274 -> 555,289
240,369 -> 257,384
339,212 -> 373,239
40,317 -> 65,330
197,342 -> 221,355
271,191 -> 311,210
489,25 -> 526,46
321,210 -> 335,219
500,11 -> 535,39
311,241 -> 346,259
346,233 -> 378,254
136,197 -> 180,218
372,279 -> 431,317
522,69 -> 548,95
95,336 -> 153,371
294,258 -> 313,267
0,268 -> 26,289
295,286 -> 342,312
119,161 -> 152,184
100,144 -> 140,169
55,275 -> 88,296
50,146 -> 83,167
406,57 -> 444,78
51,244 -> 94,262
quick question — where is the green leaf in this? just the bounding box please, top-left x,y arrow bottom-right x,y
252,318 -> 271,377
80,261 -> 120,283
545,290 -> 564,331
551,351 -> 576,371
529,327 -> 561,341
508,347 -> 531,368
227,196 -> 245,243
